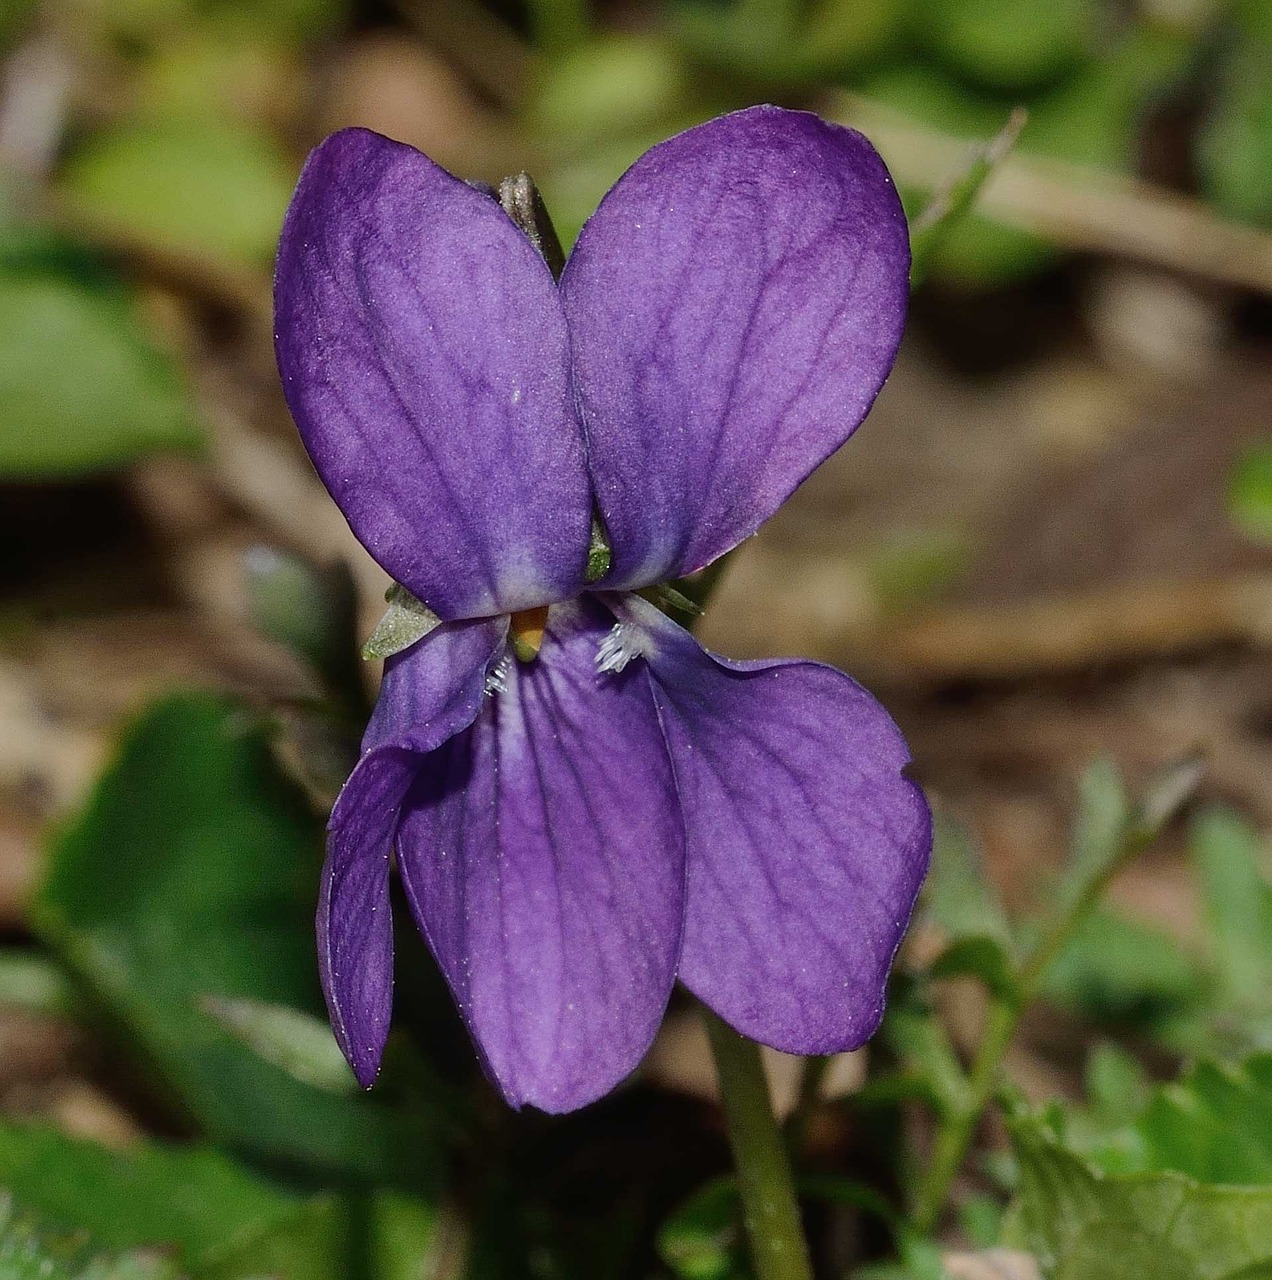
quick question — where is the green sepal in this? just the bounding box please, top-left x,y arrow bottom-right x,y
585,514 -> 613,583
362,583 -> 443,661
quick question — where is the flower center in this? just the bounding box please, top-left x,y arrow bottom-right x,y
509,605 -> 550,662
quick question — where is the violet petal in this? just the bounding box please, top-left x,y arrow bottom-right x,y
318,616 -> 508,1085
561,106 -> 910,589
611,595 -> 930,1053
396,598 -> 684,1112
318,746 -> 412,1088
275,129 -> 592,618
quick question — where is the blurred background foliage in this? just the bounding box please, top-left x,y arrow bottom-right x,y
0,0 -> 1270,1276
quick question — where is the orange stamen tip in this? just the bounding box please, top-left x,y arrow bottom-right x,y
510,605 -> 550,661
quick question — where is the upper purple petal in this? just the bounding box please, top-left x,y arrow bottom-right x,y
560,106 -> 910,590
611,595 -> 930,1053
395,598 -> 685,1112
275,129 -> 592,619
318,616 -> 508,1086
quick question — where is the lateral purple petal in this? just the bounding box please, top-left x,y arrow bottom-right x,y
613,596 -> 930,1053
318,616 -> 508,1086
395,598 -> 684,1112
275,129 -> 592,618
561,106 -> 910,589
318,746 -> 411,1088
363,615 -> 510,754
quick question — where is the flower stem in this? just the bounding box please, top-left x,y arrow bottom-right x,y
703,1007 -> 813,1280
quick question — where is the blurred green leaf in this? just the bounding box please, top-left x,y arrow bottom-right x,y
0,1196 -> 181,1280
657,1177 -> 742,1280
1192,807 -> 1272,1014
532,34 -> 691,148
1198,7 -> 1272,228
0,1124 -> 437,1280
245,547 -> 363,710
33,694 -> 441,1185
923,811 -> 1013,947
61,118 -> 295,265
138,32 -> 301,127
909,108 -> 1027,286
0,949 -> 77,1016
196,0 -> 347,40
957,1193 -> 1005,1249
1066,1043 -> 1153,1173
1227,445 -> 1272,546
866,31 -> 1191,285
0,236 -> 197,477
0,0 -> 37,49
1005,1109 -> 1272,1279
0,1123 -> 296,1265
199,995 -> 357,1095
1055,758 -> 1131,921
197,1193 -> 437,1280
883,997 -> 970,1118
671,0 -> 903,86
1085,1042 -> 1151,1123
1128,1058 -> 1272,1186
928,935 -> 1018,1000
1041,904 -> 1204,1032
912,0 -> 1097,91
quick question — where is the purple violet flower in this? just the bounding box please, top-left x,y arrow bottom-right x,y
274,105 -> 932,1113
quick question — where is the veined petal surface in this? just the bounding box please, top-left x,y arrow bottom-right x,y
613,596 -> 930,1053
275,129 -> 592,618
318,617 -> 508,1086
319,747 -> 414,1087
396,598 -> 684,1112
561,106 -> 910,590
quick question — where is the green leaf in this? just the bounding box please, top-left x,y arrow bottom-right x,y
1191,807 -> 1272,1015
0,236 -> 198,477
1226,446 -> 1272,547
0,1195 -> 182,1280
1055,758 -> 1131,920
0,1123 -> 295,1265
1130,1058 -> 1272,1186
1198,9 -> 1272,229
928,935 -> 1019,1000
670,0 -> 904,86
924,812 -> 1012,947
913,0 -> 1097,91
1041,905 -> 1204,1033
532,33 -> 689,145
0,1123 -> 438,1280
32,694 -> 441,1185
1005,1110 -> 1272,1279
865,31 -> 1191,285
198,995 -> 358,1095
657,1177 -> 743,1280
883,995 -> 970,1118
60,118 -> 295,265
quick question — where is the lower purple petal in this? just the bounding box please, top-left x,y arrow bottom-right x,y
319,616 -> 509,1086
396,598 -> 684,1112
613,595 -> 930,1054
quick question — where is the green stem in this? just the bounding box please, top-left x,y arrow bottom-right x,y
703,1008 -> 813,1280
